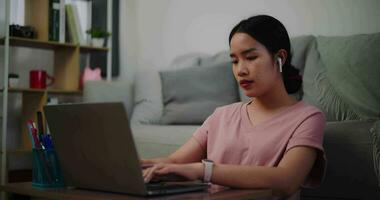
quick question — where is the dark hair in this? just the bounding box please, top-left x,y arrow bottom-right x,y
229,15 -> 302,94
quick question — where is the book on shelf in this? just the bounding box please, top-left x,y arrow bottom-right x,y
9,0 -> 25,26
59,0 -> 66,43
65,0 -> 92,45
73,0 -> 92,45
72,3 -> 85,45
65,4 -> 79,44
48,0 -> 60,41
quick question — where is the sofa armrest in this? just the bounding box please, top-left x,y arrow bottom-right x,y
83,80 -> 134,118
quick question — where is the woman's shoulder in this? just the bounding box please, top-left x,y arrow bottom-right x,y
297,101 -> 324,114
292,101 -> 326,122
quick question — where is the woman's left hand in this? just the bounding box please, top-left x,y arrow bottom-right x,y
143,162 -> 204,183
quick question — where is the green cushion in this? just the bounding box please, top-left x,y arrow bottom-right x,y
290,35 -> 316,73
317,33 -> 380,120
302,39 -> 359,121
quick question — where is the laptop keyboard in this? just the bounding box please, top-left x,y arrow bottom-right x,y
146,181 -> 209,196
149,173 -> 188,183
147,182 -> 191,190
145,174 -> 210,195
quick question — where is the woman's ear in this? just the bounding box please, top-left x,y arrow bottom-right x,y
275,49 -> 288,72
276,49 -> 287,64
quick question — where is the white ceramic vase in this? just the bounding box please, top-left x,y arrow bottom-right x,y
91,38 -> 104,47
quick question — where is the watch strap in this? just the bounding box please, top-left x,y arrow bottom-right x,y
202,159 -> 214,183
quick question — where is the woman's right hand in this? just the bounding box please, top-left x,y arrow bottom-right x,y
142,162 -> 203,183
140,159 -> 156,169
140,157 -> 174,168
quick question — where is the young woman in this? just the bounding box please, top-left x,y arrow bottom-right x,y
141,15 -> 326,199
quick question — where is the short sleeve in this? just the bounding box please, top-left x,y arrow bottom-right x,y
286,112 -> 327,188
192,109 -> 218,150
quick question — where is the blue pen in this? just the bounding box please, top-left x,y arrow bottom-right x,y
42,135 -> 54,150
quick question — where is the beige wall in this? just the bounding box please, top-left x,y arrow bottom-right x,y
120,0 -> 380,80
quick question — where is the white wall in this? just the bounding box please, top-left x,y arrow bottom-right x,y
0,0 -> 5,38
120,0 -> 380,80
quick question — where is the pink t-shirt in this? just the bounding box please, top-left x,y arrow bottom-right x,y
193,100 -> 326,200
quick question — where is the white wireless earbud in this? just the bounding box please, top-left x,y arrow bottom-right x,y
277,57 -> 283,73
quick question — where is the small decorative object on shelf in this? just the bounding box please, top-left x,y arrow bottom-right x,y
79,67 -> 102,89
9,24 -> 37,39
86,27 -> 111,47
8,73 -> 20,88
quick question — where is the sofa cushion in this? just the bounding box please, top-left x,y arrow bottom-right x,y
83,80 -> 134,118
131,54 -> 205,125
131,68 -> 164,124
131,124 -> 198,158
316,33 -> 380,120
169,52 -> 207,70
199,50 -> 231,68
290,35 -> 315,75
302,39 -> 360,121
301,120 -> 380,199
159,62 -> 239,124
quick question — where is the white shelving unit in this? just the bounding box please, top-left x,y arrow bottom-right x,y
0,0 -> 113,193
1,0 -> 11,189
106,0 -> 113,82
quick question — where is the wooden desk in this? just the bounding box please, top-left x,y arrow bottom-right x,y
1,182 -> 272,200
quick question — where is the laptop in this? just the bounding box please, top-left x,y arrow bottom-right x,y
43,102 -> 209,196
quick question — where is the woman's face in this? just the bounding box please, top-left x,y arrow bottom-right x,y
229,33 -> 280,97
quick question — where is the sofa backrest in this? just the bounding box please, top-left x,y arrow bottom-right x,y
131,50 -> 238,125
131,37 -> 312,124
131,33 -> 380,124
302,33 -> 380,121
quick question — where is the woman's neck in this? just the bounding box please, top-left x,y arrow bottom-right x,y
249,82 -> 297,112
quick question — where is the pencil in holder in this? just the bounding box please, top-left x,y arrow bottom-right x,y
32,148 -> 64,188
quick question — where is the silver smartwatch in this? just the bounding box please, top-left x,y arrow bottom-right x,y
202,159 -> 214,183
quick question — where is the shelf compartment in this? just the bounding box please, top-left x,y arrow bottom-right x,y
20,92 -> 48,149
7,37 -> 109,52
54,47 -> 80,90
9,37 -> 77,50
1,88 -> 82,95
80,45 -> 109,52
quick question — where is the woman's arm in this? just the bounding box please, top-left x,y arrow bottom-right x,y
211,146 -> 317,195
141,137 -> 206,165
147,146 -> 317,196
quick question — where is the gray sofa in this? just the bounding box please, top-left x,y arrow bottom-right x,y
83,33 -> 380,199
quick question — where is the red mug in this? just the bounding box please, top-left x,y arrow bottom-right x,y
29,70 -> 55,89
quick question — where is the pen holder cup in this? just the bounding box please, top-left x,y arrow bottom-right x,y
32,148 -> 64,188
